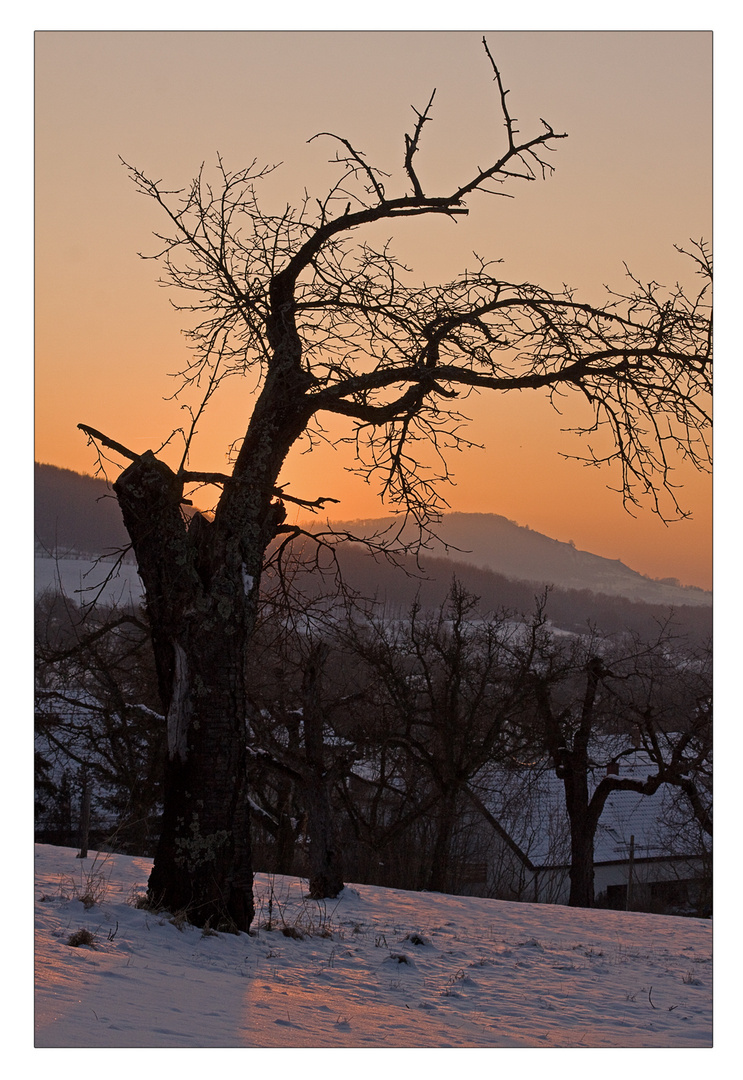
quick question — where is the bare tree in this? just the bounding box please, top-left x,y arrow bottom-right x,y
35,592 -> 165,854
77,40 -> 711,929
339,581 -> 530,893
246,630 -> 358,900
518,602 -> 712,907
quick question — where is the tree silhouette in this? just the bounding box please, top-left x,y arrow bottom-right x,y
519,601 -> 712,907
78,40 -> 711,929
338,581 -> 531,894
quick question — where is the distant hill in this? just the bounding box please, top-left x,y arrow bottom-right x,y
35,462 -> 131,557
322,513 -> 711,609
34,464 -> 711,638
286,543 -> 712,643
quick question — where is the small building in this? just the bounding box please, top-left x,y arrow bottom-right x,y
458,745 -> 711,916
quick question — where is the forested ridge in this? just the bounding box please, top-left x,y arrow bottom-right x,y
35,463 -> 711,643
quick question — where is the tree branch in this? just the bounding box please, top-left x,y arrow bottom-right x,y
77,424 -> 139,463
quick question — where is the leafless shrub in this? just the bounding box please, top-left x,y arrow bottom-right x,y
169,910 -> 190,932
402,931 -> 432,946
63,851 -> 112,909
126,888 -> 152,909
67,927 -> 97,948
253,875 -> 341,938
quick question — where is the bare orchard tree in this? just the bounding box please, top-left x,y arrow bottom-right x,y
246,627 -> 359,900
77,40 -> 711,929
35,592 -> 165,854
518,602 -> 712,908
337,581 -> 532,893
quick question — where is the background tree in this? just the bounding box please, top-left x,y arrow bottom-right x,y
339,581 -> 530,892
77,39 -> 711,930
654,767 -> 712,916
35,591 -> 165,854
518,602 -> 712,907
246,619 -> 361,900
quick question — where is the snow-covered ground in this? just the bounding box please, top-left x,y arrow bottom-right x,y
34,844 -> 712,1054
34,554 -> 143,606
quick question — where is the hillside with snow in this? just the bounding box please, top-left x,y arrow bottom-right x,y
34,844 -> 712,1050
35,464 -> 711,610
327,512 -> 712,608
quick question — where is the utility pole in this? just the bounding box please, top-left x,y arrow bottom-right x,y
77,765 -> 91,859
626,834 -> 635,911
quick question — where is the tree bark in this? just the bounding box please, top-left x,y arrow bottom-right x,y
113,451 -> 260,930
145,627 -> 254,930
565,805 -> 596,907
303,781 -> 344,900
77,766 -> 91,860
427,785 -> 458,893
274,776 -> 298,875
301,643 -> 344,899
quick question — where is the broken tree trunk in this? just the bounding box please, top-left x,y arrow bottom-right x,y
113,451 -> 260,930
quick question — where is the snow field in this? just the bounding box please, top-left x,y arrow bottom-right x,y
34,845 -> 711,1051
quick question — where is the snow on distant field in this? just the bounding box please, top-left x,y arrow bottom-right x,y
34,844 -> 712,1051
34,555 -> 143,606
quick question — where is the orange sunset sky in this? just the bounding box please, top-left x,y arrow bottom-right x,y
34,30 -> 712,589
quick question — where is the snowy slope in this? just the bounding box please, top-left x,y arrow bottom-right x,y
35,463 -> 711,608
328,513 -> 711,607
34,844 -> 712,1051
34,553 -> 144,606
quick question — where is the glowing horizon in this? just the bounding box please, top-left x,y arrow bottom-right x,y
35,31 -> 712,589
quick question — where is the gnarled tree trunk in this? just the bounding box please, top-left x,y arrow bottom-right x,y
109,367 -> 311,930
113,453 -> 261,929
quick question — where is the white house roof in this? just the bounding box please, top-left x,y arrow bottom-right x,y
479,740 -> 703,868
